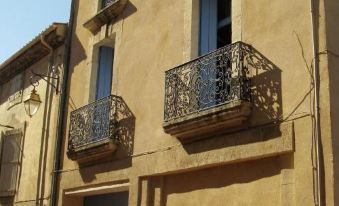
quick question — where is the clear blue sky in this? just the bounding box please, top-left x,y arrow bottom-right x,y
0,0 -> 71,64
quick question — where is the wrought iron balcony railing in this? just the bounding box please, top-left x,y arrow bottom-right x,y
101,0 -> 117,9
164,42 -> 252,124
67,95 -> 133,158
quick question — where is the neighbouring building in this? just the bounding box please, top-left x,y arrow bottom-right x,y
2,0 -> 338,205
0,23 -> 67,206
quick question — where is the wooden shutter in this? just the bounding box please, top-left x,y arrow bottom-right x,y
0,129 -> 22,197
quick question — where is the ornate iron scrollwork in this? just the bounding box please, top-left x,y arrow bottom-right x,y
164,42 -> 252,122
68,95 -> 134,155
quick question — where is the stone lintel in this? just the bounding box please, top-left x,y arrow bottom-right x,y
135,122 -> 294,177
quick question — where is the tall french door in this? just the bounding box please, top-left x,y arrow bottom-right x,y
198,0 -> 232,109
92,46 -> 114,142
96,46 -> 114,100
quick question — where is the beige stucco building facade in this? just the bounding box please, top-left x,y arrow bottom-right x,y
58,0 -> 339,205
0,23 -> 67,206
56,0 -> 339,205
1,0 -> 338,205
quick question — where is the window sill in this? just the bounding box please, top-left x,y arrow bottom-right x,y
83,0 -> 128,34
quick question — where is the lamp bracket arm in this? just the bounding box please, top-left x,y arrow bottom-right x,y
31,70 -> 60,94
0,124 -> 15,129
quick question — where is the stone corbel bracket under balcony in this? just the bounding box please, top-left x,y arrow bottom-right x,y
67,138 -> 118,164
83,0 -> 128,34
164,101 -> 252,140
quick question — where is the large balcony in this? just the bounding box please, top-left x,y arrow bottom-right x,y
67,95 -> 134,163
163,42 -> 253,140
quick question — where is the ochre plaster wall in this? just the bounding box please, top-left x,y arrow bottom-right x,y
163,157 -> 281,206
59,0 -> 337,205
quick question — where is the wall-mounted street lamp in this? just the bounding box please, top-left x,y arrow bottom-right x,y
24,69 -> 59,117
24,87 -> 42,117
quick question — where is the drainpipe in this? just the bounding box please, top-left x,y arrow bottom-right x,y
39,34 -> 55,206
40,34 -> 55,89
310,0 -> 323,205
50,0 -> 75,205
41,34 -> 60,93
41,34 -> 55,69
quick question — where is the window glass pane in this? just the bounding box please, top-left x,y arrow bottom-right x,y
84,191 -> 129,206
217,24 -> 232,48
218,0 -> 231,22
217,0 -> 231,48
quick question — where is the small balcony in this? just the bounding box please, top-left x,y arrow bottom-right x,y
83,0 -> 128,33
163,42 -> 252,140
67,95 -> 134,163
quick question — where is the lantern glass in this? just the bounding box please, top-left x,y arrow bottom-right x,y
24,90 -> 41,117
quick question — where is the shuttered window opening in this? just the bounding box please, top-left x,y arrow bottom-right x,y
0,129 -> 23,197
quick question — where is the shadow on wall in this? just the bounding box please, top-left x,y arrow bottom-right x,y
182,43 -> 283,154
0,196 -> 14,206
114,96 -> 136,157
324,0 -> 339,205
121,1 -> 138,19
68,0 -> 87,68
69,34 -> 87,69
246,45 -> 283,125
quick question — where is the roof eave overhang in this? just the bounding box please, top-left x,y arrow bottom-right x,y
0,23 -> 67,85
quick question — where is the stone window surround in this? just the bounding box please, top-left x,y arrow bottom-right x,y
183,0 -> 242,62
88,33 -> 116,102
85,17 -> 124,103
